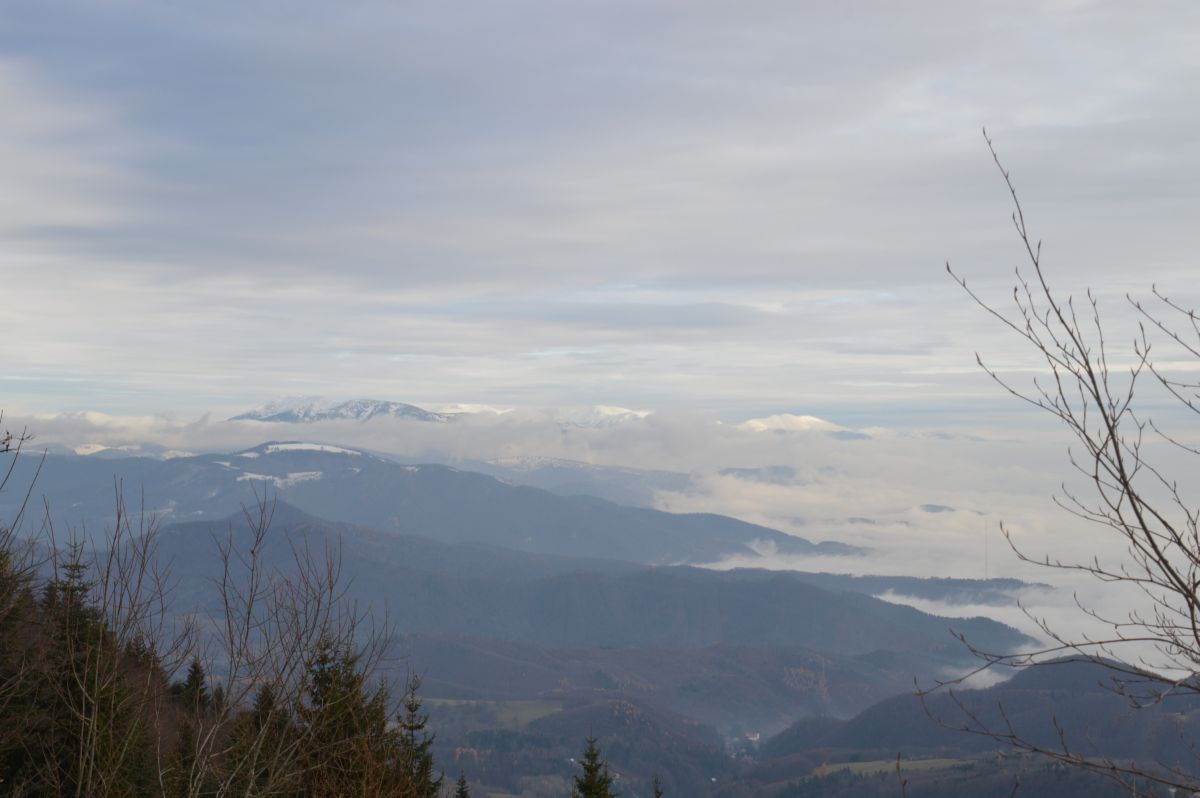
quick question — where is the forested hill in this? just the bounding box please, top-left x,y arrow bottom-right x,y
152,502 -> 1027,656
3,444 -> 859,565
731,658 -> 1198,797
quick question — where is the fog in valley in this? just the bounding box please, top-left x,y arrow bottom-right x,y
3,2 -> 1199,796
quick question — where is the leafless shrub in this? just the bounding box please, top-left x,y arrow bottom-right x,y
929,129 -> 1200,794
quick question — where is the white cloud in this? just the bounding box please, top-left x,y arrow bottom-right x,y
0,58 -> 142,236
10,395 -> 1199,674
0,404 -> 1102,580
2,2 -> 1199,428
738,414 -> 846,433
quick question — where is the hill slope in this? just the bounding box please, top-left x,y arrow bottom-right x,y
145,503 -> 1029,736
739,658 -> 1200,796
6,444 -> 858,564
151,503 -> 1022,656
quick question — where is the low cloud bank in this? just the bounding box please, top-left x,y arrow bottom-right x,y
7,404 -> 1194,663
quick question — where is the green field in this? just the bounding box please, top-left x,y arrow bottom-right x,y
814,758 -> 965,777
425,698 -> 562,730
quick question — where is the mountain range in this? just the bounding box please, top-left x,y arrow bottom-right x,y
230,397 -> 452,423
726,657 -> 1195,797
153,501 -> 1020,657
139,500 -> 1031,792
0,435 -> 1054,796
470,456 -> 694,508
227,396 -> 657,430
3,442 -> 858,564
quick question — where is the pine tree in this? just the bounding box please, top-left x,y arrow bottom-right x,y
0,545 -> 41,789
34,554 -> 157,794
299,638 -> 387,795
571,737 -> 618,798
396,673 -> 443,797
454,772 -> 472,797
297,637 -> 446,796
210,682 -> 225,713
224,683 -> 300,795
177,658 -> 209,713
170,659 -> 220,796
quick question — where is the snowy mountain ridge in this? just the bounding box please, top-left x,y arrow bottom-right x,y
230,397 -> 451,424
230,397 -> 658,429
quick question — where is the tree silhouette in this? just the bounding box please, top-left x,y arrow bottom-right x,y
571,736 -> 618,798
938,129 -> 1200,793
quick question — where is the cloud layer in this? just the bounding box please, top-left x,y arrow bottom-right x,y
2,1 -> 1199,421
10,389 -> 1200,664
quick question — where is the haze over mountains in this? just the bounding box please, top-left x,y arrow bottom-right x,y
7,1 -> 1192,792
4,441 -> 859,565
727,658 -> 1197,797
23,395 -> 1032,532
2,386 -> 1160,795
1,412 -> 1063,793
15,397 -> 1053,560
136,495 -> 1031,794
150,502 -> 1025,708
0,396 -> 1121,794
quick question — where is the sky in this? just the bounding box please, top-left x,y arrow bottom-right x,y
6,1 -> 1200,662
3,0 -> 1199,427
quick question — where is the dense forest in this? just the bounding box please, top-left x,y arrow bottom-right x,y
0,516 -> 447,795
0,427 -> 644,797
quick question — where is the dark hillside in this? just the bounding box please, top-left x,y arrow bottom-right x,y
743,658 -> 1198,797
4,446 -> 858,565
150,503 -> 1027,656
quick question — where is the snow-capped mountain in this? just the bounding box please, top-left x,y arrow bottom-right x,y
737,413 -> 872,440
0,441 -> 861,565
229,398 -> 657,429
551,405 -> 652,428
230,397 -> 451,424
72,442 -> 196,460
738,413 -> 843,433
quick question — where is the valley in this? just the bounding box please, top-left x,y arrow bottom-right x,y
2,438 -> 1080,796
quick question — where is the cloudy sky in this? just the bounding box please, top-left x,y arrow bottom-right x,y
8,2 -> 1200,654
3,0 -> 1199,426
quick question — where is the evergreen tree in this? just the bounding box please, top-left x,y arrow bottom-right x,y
300,638 -> 384,795
454,772 -> 472,797
397,674 -> 443,797
35,554 -> 157,794
224,683 -> 300,795
571,737 -> 618,798
210,682 -> 225,713
169,659 -> 220,796
297,637 -> 442,796
177,658 -> 209,713
0,545 -> 40,790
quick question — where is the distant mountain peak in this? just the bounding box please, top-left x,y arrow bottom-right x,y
235,441 -> 372,458
737,413 -> 872,439
230,396 -> 450,424
552,405 -> 652,428
738,414 -> 842,433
